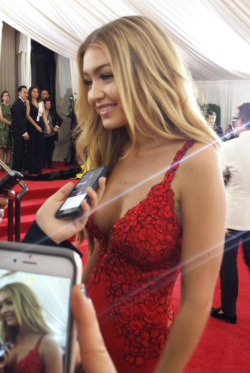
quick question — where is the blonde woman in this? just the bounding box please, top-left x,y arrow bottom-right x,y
24,16 -> 225,373
0,282 -> 62,373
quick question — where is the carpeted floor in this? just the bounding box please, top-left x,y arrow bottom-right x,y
1,162 -> 249,372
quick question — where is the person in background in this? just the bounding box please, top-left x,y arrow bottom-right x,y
211,102 -> 250,324
205,110 -> 224,138
0,91 -> 13,168
23,16 -> 225,373
10,86 -> 30,172
43,98 -> 62,169
26,87 -> 50,175
0,282 -> 62,372
41,89 -> 50,101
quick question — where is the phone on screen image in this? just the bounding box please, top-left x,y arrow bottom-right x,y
55,166 -> 108,219
0,241 -> 82,373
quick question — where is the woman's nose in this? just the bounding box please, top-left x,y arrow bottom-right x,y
88,81 -> 105,103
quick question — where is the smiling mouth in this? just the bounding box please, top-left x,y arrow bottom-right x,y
98,104 -> 117,114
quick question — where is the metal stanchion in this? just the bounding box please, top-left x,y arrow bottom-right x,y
15,181 -> 28,242
7,199 -> 14,241
0,160 -> 28,242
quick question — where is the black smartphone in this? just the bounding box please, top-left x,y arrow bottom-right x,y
0,341 -> 12,361
0,171 -> 23,194
55,166 -> 108,218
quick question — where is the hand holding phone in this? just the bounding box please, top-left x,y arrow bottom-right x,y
0,241 -> 82,373
35,171 -> 106,244
0,342 -> 12,368
55,166 -> 108,219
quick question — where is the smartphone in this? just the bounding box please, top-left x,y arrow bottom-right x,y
0,171 -> 23,194
0,341 -> 12,361
55,166 -> 108,219
0,241 -> 82,373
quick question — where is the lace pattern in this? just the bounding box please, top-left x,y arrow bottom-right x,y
86,140 -> 195,365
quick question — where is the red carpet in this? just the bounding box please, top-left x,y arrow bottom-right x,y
1,164 -> 249,371
173,246 -> 250,373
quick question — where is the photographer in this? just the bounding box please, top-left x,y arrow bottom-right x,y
65,94 -> 78,166
43,98 -> 62,169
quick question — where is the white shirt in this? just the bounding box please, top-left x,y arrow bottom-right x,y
36,102 -> 44,121
222,131 -> 250,230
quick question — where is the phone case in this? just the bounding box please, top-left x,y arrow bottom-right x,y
0,241 -> 82,373
56,165 -> 108,218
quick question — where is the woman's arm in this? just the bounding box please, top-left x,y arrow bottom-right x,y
40,336 -> 62,373
26,101 -> 42,133
0,106 -> 11,125
154,144 -> 226,373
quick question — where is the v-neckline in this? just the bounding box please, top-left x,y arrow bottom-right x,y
89,163 -> 177,238
88,140 -> 194,239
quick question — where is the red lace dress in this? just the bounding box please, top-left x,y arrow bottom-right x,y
14,335 -> 44,373
86,141 -> 195,373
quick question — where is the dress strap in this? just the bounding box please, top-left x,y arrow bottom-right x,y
34,335 -> 45,351
165,140 -> 195,184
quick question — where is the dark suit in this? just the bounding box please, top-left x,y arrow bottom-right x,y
44,109 -> 63,167
23,221 -> 82,258
10,98 -> 28,171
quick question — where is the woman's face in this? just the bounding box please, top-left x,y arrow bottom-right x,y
2,92 -> 10,104
83,47 -> 128,130
45,101 -> 51,110
31,88 -> 39,100
0,291 -> 19,327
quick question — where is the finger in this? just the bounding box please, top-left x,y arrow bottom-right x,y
96,177 -> 106,201
7,190 -> 15,199
0,208 -> 5,218
86,187 -> 98,210
52,182 -> 76,202
71,285 -> 117,373
86,177 -> 106,211
0,197 -> 8,209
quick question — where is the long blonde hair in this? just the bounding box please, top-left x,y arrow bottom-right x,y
0,283 -> 52,343
76,15 -> 219,172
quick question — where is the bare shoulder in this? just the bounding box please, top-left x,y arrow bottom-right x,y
182,142 -> 219,171
40,335 -> 60,355
177,142 -> 223,198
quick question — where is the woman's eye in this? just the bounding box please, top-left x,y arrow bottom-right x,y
101,73 -> 114,81
84,79 -> 92,87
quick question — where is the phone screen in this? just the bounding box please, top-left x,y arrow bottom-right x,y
0,250 -> 79,373
57,166 -> 107,217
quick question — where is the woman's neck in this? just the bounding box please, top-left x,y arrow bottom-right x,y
125,125 -> 168,155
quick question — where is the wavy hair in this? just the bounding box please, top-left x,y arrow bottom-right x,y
0,282 -> 51,343
1,91 -> 10,103
76,16 -> 219,172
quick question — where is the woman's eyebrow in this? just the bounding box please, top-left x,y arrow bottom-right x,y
0,297 -> 11,305
83,63 -> 111,76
